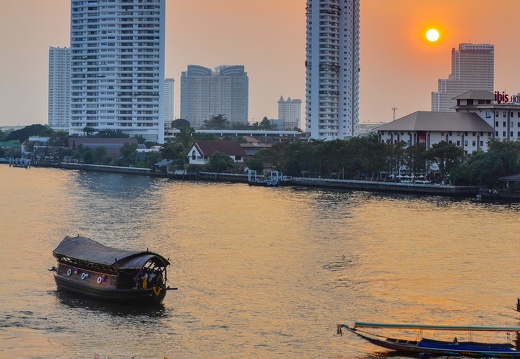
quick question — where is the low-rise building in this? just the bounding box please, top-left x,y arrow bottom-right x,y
67,137 -> 142,158
187,140 -> 246,166
377,90 -> 520,154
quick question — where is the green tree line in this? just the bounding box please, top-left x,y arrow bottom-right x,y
4,124 -> 520,189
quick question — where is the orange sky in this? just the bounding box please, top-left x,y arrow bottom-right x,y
1,0 -> 519,127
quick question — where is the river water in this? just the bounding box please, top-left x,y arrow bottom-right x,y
1,165 -> 520,358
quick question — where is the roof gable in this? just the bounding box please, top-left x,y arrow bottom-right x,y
376,111 -> 494,132
193,140 -> 246,157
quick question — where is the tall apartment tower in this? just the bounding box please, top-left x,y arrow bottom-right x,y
69,0 -> 165,143
180,65 -> 248,129
432,43 -> 494,112
48,47 -> 71,131
278,96 -> 302,130
164,78 -> 174,129
305,0 -> 360,140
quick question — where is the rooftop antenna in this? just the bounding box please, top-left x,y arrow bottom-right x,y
392,107 -> 398,121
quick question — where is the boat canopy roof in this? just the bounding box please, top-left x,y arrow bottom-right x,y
353,321 -> 520,332
53,235 -> 170,269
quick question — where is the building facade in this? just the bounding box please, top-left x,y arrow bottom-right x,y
431,43 -> 494,112
378,91 -> 520,155
69,0 -> 165,143
48,47 -> 71,131
180,65 -> 249,129
277,96 -> 301,130
305,0 -> 360,140
164,78 -> 174,129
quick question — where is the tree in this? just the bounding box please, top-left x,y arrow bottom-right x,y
202,114 -> 230,130
245,157 -> 264,173
259,117 -> 272,130
96,129 -> 129,138
48,130 -> 69,147
160,140 -> 187,168
425,141 -> 464,183
83,126 -> 96,136
382,140 -> 407,179
175,127 -> 196,150
6,124 -> 53,142
451,140 -> 520,187
403,143 -> 427,177
171,118 -> 191,129
117,143 -> 138,166
208,151 -> 235,173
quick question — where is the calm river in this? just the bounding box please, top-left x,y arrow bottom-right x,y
1,165 -> 520,358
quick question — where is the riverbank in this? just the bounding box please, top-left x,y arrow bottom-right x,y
14,161 -> 485,198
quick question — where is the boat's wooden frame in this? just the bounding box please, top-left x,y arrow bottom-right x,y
339,321 -> 520,357
51,235 -> 173,305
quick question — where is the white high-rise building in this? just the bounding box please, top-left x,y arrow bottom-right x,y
305,0 -> 360,140
164,78 -> 174,129
180,65 -> 248,129
432,43 -> 494,112
69,0 -> 165,143
277,96 -> 302,130
48,47 -> 71,131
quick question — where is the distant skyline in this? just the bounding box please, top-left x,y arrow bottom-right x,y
1,0 -> 520,127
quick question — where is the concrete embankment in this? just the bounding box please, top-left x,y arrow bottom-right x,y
289,177 -> 479,197
28,162 -> 481,198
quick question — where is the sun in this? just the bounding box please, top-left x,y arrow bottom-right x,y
426,28 -> 440,42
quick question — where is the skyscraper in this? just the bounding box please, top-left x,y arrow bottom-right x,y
305,0 -> 360,140
180,65 -> 248,129
69,0 -> 165,143
48,47 -> 70,131
278,96 -> 302,130
164,78 -> 174,129
432,43 -> 494,112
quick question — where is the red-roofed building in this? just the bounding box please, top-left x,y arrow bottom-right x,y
187,140 -> 246,166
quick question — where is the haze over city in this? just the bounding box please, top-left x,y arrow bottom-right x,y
1,0 -> 520,127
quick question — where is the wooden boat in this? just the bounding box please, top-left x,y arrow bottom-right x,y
50,235 -> 173,305
338,321 -> 520,357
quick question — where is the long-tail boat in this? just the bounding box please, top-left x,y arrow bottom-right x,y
50,235 -> 173,305
338,321 -> 520,357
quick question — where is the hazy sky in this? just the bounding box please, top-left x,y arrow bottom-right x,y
1,0 -> 520,127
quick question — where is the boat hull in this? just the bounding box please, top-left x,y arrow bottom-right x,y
54,274 -> 167,305
344,326 -> 520,357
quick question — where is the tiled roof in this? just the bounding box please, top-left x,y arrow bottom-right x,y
193,140 -> 246,157
453,90 -> 494,100
376,111 -> 494,132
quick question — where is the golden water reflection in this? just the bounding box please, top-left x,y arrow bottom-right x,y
1,167 -> 520,358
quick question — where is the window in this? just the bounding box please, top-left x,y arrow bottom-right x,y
464,140 -> 468,146
191,150 -> 196,160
